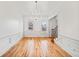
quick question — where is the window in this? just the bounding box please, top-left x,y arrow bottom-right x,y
41,22 -> 47,31
28,21 -> 33,30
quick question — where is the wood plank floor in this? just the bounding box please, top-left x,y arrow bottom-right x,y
2,37 -> 71,57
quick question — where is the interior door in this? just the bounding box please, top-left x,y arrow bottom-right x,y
49,15 -> 58,38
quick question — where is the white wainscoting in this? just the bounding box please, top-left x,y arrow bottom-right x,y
0,32 -> 22,56
55,34 -> 79,57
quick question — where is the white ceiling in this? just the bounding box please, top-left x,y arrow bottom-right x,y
0,1 -> 79,18
0,1 -> 61,18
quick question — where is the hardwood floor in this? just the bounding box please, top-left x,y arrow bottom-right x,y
2,37 -> 71,57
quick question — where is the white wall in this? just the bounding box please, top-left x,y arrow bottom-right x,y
55,2 -> 79,56
47,1 -> 79,56
47,1 -> 79,40
58,2 -> 79,40
0,1 -> 24,38
0,2 -> 23,56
